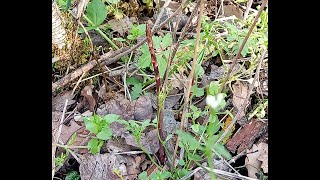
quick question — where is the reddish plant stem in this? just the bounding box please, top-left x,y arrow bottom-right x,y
146,20 -> 165,164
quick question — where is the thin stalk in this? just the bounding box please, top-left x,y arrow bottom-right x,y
172,0 -> 205,170
82,14 -> 119,50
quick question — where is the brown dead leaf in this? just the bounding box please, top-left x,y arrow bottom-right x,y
245,142 -> 268,178
79,153 -> 123,180
123,129 -> 159,154
104,137 -> 134,153
108,16 -> 136,36
232,80 -> 249,120
223,4 -> 243,19
97,95 -> 154,121
60,121 -> 82,144
257,143 -> 268,173
81,85 -> 96,112
226,119 -> 267,154
52,91 -> 76,112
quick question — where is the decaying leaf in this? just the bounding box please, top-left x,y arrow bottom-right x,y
257,143 -> 268,173
226,119 -> 267,154
103,137 -> 134,153
232,80 -> 249,120
79,153 -> 138,180
108,16 -> 137,36
97,95 -> 154,121
123,129 -> 159,154
194,161 -> 234,180
52,91 -> 76,112
81,85 -> 96,112
245,142 -> 268,178
163,110 -> 179,154
223,4 -> 243,19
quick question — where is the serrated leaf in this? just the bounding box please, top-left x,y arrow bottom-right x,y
131,83 -> 143,100
138,171 -> 147,180
162,33 -> 172,49
85,0 -> 106,27
213,143 -> 232,160
191,85 -> 204,97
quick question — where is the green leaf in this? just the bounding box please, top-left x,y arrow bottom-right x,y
163,50 -> 170,60
87,138 -> 103,154
136,24 -> 146,36
178,159 -> 185,166
138,45 -> 151,69
105,114 -> 120,123
85,0 -> 107,27
207,112 -> 221,136
84,121 -> 100,134
162,171 -> 172,178
195,64 -> 204,78
138,171 -> 147,180
191,124 -> 200,133
191,85 -> 204,97
78,26 -> 96,33
126,77 -> 141,86
208,81 -> 220,96
150,173 -> 158,180
196,48 -> 205,64
213,143 -> 232,160
176,130 -> 202,150
96,126 -> 113,140
131,83 -> 143,100
165,134 -> 173,142
65,171 -> 80,180
187,153 -> 202,161
114,37 -> 126,42
176,169 -> 189,178
152,36 -> 162,49
157,54 -> 167,78
162,33 -> 172,49
127,35 -> 135,40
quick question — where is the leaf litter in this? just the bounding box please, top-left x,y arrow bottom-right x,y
52,0 -> 268,179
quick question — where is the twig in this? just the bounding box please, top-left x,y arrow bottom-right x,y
220,0 -> 268,92
203,166 -> 258,180
52,99 -> 68,179
146,20 -> 165,164
172,0 -> 204,169
216,49 -> 267,144
71,72 -> 86,95
162,0 -> 201,88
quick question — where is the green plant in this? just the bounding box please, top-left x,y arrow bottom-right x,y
138,33 -> 172,78
83,114 -> 120,154
127,24 -> 146,40
82,0 -> 119,49
65,171 -> 80,180
126,77 -> 143,100
55,152 -> 68,167
105,0 -> 124,20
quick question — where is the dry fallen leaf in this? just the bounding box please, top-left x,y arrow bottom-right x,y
257,143 -> 268,173
223,4 -> 243,19
232,80 -> 249,120
107,16 -> 136,36
226,120 -> 267,154
97,95 -> 154,121
81,85 -> 96,112
123,129 -> 159,154
52,91 -> 76,112
245,144 -> 261,178
79,153 -> 141,180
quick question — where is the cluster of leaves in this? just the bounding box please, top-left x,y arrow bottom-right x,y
138,33 -> 173,78
83,114 -> 120,154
